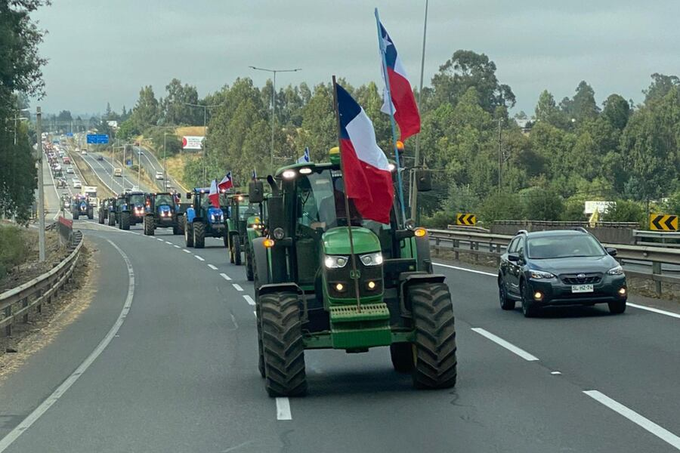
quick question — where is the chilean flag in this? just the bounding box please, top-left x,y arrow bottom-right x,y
208,179 -> 220,208
337,83 -> 394,224
218,172 -> 233,192
379,21 -> 421,141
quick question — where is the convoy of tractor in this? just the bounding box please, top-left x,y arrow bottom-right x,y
65,148 -> 456,399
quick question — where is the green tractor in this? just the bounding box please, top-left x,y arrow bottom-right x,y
224,193 -> 261,266
244,201 -> 266,281
143,192 -> 183,236
250,153 -> 456,397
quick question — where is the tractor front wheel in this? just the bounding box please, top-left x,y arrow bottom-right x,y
184,219 -> 194,247
87,208 -> 94,220
232,236 -> 242,265
245,247 -> 254,281
144,215 -> 155,236
120,212 -> 131,230
410,283 -> 457,390
260,292 -> 307,397
193,222 -> 205,248
108,212 -> 115,226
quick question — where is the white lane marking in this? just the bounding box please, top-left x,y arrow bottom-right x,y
253,311 -> 257,317
208,264 -> 218,270
173,245 -> 180,249
243,295 -> 256,306
183,249 -> 191,254
584,390 -> 680,450
130,232 -> 140,235
627,303 -> 680,320
434,262 -> 496,277
551,371 -> 562,376
156,238 -> 164,242
195,255 -> 205,261
220,273 -> 232,281
471,327 -> 539,362
276,398 -> 292,420
165,241 -> 173,245
232,283 -> 244,292
0,239 -> 135,452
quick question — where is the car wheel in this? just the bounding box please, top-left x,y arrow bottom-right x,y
608,301 -> 626,314
499,278 -> 515,311
521,282 -> 539,318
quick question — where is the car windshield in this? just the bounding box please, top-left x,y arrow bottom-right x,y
129,194 -> 144,206
527,235 -> 606,259
156,194 -> 173,206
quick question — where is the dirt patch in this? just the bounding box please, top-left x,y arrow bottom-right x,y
0,229 -> 66,292
175,126 -> 206,137
0,242 -> 95,381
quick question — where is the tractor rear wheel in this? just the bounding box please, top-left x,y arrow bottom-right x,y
256,304 -> 265,378
184,219 -> 194,247
245,247 -> 254,281
172,223 -> 180,235
232,237 -> 242,265
260,292 -> 307,397
87,208 -> 94,220
390,343 -> 415,373
176,216 -> 184,235
108,212 -> 115,226
410,283 -> 457,390
193,222 -> 205,248
98,211 -> 104,224
120,212 -> 131,230
144,216 -> 154,236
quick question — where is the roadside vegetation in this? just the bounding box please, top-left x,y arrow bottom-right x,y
0,225 -> 30,279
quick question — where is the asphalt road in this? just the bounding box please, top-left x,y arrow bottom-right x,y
1,219 -> 680,452
80,152 -> 155,195
133,145 -> 185,194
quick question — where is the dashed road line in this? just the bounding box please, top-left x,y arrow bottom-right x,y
471,327 -> 539,362
156,238 -> 164,242
208,264 -> 218,270
232,283 -> 243,292
434,262 -> 496,277
243,295 -> 256,306
220,273 -> 232,281
194,255 -> 205,261
584,390 -> 680,450
165,241 -> 173,245
276,397 -> 292,421
173,245 -> 180,249
183,249 -> 191,254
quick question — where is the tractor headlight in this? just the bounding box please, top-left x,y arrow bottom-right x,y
273,227 -> 285,240
607,265 -> 624,276
324,255 -> 349,269
359,252 -> 383,266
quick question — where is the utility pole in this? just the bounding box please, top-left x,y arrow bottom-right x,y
36,107 -> 46,262
410,0 -> 429,222
249,66 -> 302,167
498,118 -> 502,191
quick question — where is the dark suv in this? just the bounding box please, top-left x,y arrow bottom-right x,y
498,229 -> 627,317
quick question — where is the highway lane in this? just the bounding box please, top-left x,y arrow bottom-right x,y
80,152 -> 155,195
133,145 -> 185,193
1,222 -> 679,451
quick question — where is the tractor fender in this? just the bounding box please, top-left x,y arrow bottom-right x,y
257,282 -> 303,299
185,207 -> 196,223
414,233 -> 434,273
398,272 -> 447,315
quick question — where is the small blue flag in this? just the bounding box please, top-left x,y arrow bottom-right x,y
297,147 -> 310,164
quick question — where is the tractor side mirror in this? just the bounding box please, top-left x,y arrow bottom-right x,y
249,181 -> 264,203
415,170 -> 432,192
186,192 -> 192,199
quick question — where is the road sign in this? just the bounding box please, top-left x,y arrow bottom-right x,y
126,160 -> 132,167
66,132 -> 74,137
182,136 -> 204,150
649,214 -> 678,231
456,213 -> 477,226
86,134 -> 109,144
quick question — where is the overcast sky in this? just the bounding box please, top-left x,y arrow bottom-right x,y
33,0 -> 680,116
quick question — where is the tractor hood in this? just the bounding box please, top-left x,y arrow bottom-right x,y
207,207 -> 224,222
322,227 -> 380,256
158,204 -> 172,213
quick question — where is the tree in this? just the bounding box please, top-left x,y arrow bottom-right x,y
431,50 -> 516,113
571,81 -> 600,121
602,94 -> 630,130
535,90 -> 567,127
643,73 -> 680,105
131,86 -> 160,131
161,78 -> 201,126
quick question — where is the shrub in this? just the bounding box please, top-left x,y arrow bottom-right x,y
0,226 -> 30,278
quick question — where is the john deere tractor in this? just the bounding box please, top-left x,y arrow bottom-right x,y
250,151 -> 456,397
71,195 -> 93,220
183,188 -> 226,248
224,193 -> 261,265
143,192 -> 183,236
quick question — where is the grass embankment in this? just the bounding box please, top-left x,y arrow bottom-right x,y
70,153 -> 116,199
0,224 -> 62,290
0,225 -> 30,278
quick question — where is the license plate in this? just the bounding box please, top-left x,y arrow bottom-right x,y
571,284 -> 593,293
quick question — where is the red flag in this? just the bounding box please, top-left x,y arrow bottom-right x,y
336,83 -> 393,224
208,179 -> 220,208
218,172 -> 233,192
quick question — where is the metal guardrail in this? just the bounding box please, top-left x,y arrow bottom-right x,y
0,230 -> 83,337
428,229 -> 680,297
633,230 -> 680,248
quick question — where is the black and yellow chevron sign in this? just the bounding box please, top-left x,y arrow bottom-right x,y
456,213 -> 477,226
649,214 -> 679,231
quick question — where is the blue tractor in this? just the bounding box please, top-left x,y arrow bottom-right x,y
183,188 -> 226,248
143,192 -> 183,236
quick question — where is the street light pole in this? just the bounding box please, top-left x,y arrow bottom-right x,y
249,66 -> 302,167
36,107 -> 46,262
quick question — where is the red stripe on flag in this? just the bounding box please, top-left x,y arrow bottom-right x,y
340,138 -> 393,224
387,67 -> 421,141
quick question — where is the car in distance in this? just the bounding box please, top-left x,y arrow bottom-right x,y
96,155 -> 104,161
113,168 -> 122,177
498,229 -> 627,317
81,150 -> 87,155
155,171 -> 164,180
72,178 -> 82,189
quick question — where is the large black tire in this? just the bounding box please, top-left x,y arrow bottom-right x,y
410,283 -> 457,390
184,219 -> 194,247
223,231 -> 229,248
608,300 -> 626,314
176,216 -> 184,235
73,212 -> 79,220
245,247 -> 254,281
98,210 -> 105,224
520,281 -> 539,318
108,212 -> 116,226
499,278 -> 515,311
193,222 -> 205,248
260,292 -> 307,397
144,215 -> 155,236
172,224 -> 180,235
120,211 -> 130,231
232,236 -> 242,265
256,304 -> 265,378
390,343 -> 415,373
87,208 -> 94,220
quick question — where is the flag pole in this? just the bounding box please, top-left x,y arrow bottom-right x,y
375,7 -> 407,226
411,0 -> 429,222
332,76 -> 362,312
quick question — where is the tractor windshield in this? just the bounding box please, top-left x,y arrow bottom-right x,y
238,204 -> 258,220
296,170 -> 363,231
156,194 -> 173,206
129,194 -> 145,206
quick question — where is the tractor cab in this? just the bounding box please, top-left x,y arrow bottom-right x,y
250,150 -> 455,397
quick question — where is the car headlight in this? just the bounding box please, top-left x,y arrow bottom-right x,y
607,265 -> 624,275
360,252 -> 383,266
324,255 -> 349,269
530,270 -> 556,279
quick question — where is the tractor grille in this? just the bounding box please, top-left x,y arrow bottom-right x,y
560,273 -> 602,285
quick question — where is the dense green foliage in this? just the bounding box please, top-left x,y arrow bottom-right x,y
122,50 -> 680,225
0,0 -> 47,223
0,225 -> 30,277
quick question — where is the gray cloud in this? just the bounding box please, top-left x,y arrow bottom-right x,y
33,0 -> 680,116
